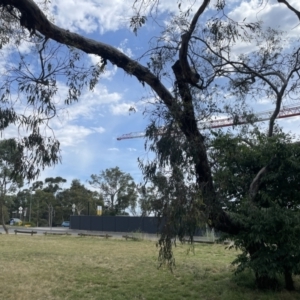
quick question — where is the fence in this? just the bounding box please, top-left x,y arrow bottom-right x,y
70,215 -> 206,236
70,216 -> 161,234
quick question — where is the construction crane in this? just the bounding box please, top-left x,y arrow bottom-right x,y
117,104 -> 300,141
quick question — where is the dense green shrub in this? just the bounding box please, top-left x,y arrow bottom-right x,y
212,130 -> 300,290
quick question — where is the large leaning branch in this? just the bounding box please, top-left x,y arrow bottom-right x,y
278,0 -> 300,21
0,0 -> 177,113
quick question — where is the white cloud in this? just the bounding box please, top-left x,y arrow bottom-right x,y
53,82 -> 122,124
110,102 -> 137,115
88,54 -> 118,80
91,126 -> 105,133
51,0 -> 131,33
127,148 -> 137,152
117,39 -> 133,58
107,148 -> 119,151
55,125 -> 94,147
257,96 -> 271,105
228,0 -> 300,34
51,0 -> 209,34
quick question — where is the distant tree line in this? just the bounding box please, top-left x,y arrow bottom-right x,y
0,146 -> 158,228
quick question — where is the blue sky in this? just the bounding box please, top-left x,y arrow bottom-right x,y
3,0 -> 300,188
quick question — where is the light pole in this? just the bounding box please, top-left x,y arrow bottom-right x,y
24,199 -> 27,222
50,204 -> 53,230
29,190 -> 34,223
72,204 -> 76,215
18,206 -> 23,220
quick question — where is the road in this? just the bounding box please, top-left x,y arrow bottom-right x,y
0,226 -> 159,240
0,226 -> 216,243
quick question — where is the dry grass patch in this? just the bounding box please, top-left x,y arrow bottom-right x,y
0,235 -> 299,299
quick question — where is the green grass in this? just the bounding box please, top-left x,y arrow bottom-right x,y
0,235 -> 300,299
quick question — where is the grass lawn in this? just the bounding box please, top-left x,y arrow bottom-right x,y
0,235 -> 300,299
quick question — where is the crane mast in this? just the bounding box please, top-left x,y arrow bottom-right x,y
117,104 -> 300,141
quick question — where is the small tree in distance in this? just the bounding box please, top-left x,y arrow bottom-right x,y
61,179 -> 99,216
89,167 -> 137,215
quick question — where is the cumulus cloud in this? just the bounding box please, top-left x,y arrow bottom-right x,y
107,148 -> 119,151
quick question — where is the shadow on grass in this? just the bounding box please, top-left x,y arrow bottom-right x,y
232,269 -> 290,291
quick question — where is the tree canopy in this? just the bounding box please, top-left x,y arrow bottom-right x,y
89,167 -> 137,215
0,139 -> 23,233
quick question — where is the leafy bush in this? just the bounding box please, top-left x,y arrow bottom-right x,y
213,131 -> 300,290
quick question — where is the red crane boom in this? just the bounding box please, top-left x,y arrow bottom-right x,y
117,104 -> 300,141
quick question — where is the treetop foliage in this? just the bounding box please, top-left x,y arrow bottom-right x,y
89,167 -> 138,215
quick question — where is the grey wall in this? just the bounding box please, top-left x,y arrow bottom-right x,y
70,216 -> 160,234
70,216 -> 206,236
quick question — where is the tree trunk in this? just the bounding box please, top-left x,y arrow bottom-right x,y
284,268 -> 294,291
248,243 -> 279,290
255,272 -> 279,290
0,202 -> 8,234
37,198 -> 39,227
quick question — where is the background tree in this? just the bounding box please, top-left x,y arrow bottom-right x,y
30,189 -> 53,226
89,167 -> 137,215
0,139 -> 23,233
16,188 -> 33,223
3,194 -> 16,222
28,180 -> 44,226
43,177 -> 66,225
43,177 -> 67,195
138,184 -> 160,217
61,179 -> 99,216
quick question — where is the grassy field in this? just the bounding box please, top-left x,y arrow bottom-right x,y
0,235 -> 300,300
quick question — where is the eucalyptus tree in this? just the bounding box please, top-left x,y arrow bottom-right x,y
89,167 -> 137,215
1,0 -> 300,288
138,184 -> 160,217
0,0 -> 104,181
60,179 -> 99,216
0,139 -> 23,233
43,177 -> 67,195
